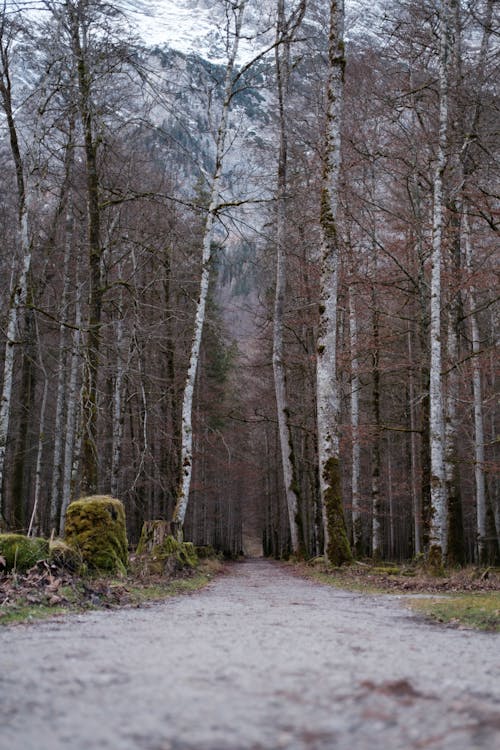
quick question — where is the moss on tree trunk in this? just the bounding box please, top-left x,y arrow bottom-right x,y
323,457 -> 352,566
136,520 -> 198,576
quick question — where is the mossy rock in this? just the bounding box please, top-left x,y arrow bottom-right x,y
64,495 -> 128,575
49,538 -> 83,572
0,534 -> 49,573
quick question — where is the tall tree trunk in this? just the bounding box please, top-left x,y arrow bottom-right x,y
163,245 -> 180,515
371,297 -> 383,559
463,210 -> 488,563
50,187 -> 75,528
407,67 -> 430,555
349,287 -> 362,557
11,306 -> 36,529
60,283 -> 83,530
317,0 -> 352,565
68,2 -> 103,494
458,0 -> 495,563
444,223 -> 464,564
172,1 -> 246,535
444,0 -> 464,566
429,0 -> 451,564
0,28 -> 33,524
272,0 -> 305,556
407,325 -> 422,555
111,259 -> 126,498
387,435 -> 395,559
28,318 -> 49,537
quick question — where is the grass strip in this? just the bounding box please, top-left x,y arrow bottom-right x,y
407,592 -> 500,632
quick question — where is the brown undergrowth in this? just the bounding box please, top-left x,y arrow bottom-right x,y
294,559 -> 500,594
292,559 -> 500,631
0,556 -> 223,626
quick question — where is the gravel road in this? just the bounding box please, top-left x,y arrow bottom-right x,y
1,559 -> 499,750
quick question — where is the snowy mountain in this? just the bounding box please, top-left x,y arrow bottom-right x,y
7,1 -> 389,63
119,0 -> 389,62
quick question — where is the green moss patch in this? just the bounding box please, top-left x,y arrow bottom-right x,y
49,539 -> 83,572
322,457 -> 352,566
64,495 -> 128,574
196,545 -> 218,559
0,534 -> 49,573
135,522 -> 198,576
408,593 -> 500,632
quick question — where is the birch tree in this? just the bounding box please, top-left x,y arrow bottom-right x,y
171,1 -> 247,535
428,0 -> 451,564
316,0 -> 352,565
272,0 -> 306,556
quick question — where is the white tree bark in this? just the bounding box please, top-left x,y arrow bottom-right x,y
429,0 -> 451,560
316,0 -> 351,564
172,1 -> 246,533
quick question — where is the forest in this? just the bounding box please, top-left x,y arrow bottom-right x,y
0,0 -> 498,567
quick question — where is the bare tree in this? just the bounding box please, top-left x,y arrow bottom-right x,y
0,10 -> 33,523
316,0 -> 352,564
272,0 -> 306,556
428,0 -> 452,564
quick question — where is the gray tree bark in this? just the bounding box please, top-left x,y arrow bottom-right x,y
272,0 -> 306,556
316,0 -> 352,565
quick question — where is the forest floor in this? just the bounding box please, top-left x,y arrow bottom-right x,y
293,559 -> 500,594
0,557 -> 222,626
1,558 -> 499,750
291,560 -> 500,632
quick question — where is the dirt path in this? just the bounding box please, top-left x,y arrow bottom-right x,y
1,559 -> 499,750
